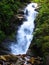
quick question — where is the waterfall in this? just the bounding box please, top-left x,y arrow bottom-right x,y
10,3 -> 38,55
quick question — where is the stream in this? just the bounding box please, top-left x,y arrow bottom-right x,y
10,3 -> 38,55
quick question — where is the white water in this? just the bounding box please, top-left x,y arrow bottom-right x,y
10,3 -> 38,55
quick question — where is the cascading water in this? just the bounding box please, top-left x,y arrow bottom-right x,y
10,3 -> 38,55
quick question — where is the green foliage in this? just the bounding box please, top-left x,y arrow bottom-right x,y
31,0 -> 49,56
0,0 -> 22,43
0,31 -> 6,43
0,0 -> 31,43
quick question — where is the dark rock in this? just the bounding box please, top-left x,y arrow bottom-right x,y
17,9 -> 24,15
26,49 -> 34,57
46,54 -> 49,65
25,9 -> 28,15
10,14 -> 27,26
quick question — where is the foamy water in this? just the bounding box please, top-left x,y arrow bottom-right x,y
10,3 -> 38,55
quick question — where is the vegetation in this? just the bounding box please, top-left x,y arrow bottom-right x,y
30,0 -> 49,64
0,0 -> 31,43
0,0 -> 49,64
0,0 -> 25,43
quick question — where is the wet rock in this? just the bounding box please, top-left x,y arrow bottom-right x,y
15,14 -> 24,20
46,54 -> 49,65
17,9 -> 24,15
26,49 -> 34,57
15,14 -> 27,25
0,55 -> 43,65
10,13 -> 27,26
